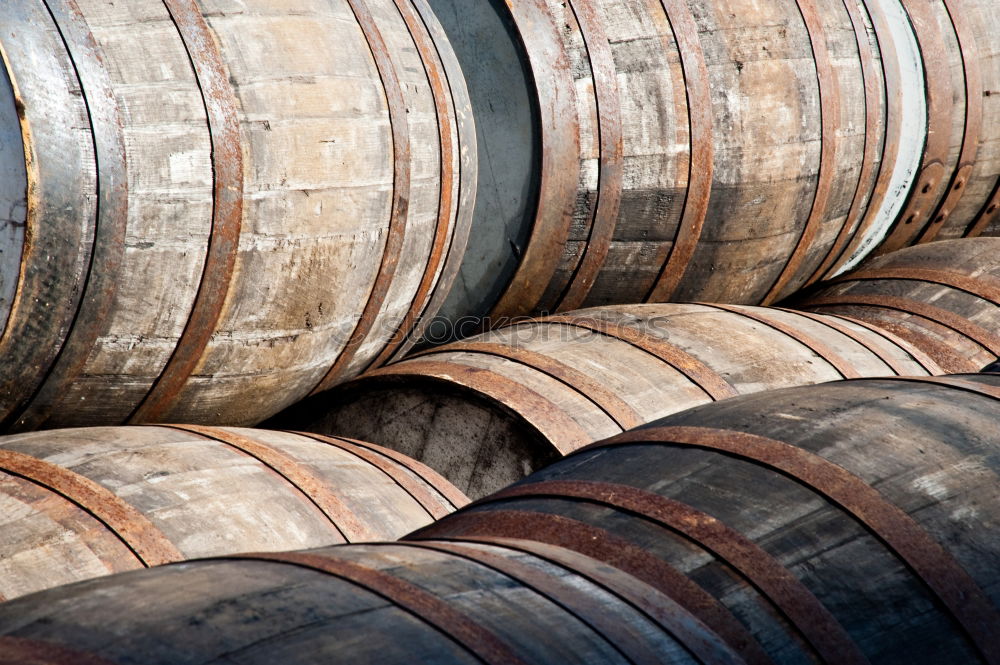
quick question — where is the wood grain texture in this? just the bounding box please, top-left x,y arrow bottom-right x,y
799,237 -> 1000,372
0,541 -> 733,665
0,425 -> 463,601
414,374 -> 1000,665
438,0 -> 895,319
272,302 -> 935,498
0,0 -> 475,431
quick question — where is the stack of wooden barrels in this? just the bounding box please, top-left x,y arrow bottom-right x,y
1,0 -> 999,663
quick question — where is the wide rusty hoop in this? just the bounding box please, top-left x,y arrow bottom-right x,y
489,0 -> 580,319
399,541 -> 643,664
587,424 -> 1000,664
697,304 -> 861,379
919,0 -> 982,243
363,360 -> 593,454
645,0 -> 714,303
289,431 -> 453,520
311,0 -> 412,393
826,267 -> 1000,305
308,432 -> 468,509
365,0 -> 458,368
6,0 -> 129,432
774,307 -> 914,375
410,341 -> 642,430
162,425 -> 372,542
0,449 -> 182,567
436,535 -> 747,665
388,0 -> 478,362
809,0 -> 886,281
812,311 -> 944,373
233,550 -> 530,665
128,0 -> 244,424
553,0 -> 624,313
879,0 -> 953,253
410,508 -> 772,665
536,315 -> 738,400
762,0 -> 841,303
805,294 -> 1000,352
490,480 -> 868,665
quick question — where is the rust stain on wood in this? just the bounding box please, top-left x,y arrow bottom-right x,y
410,341 -> 642,430
365,360 -> 593,454
763,0 -> 841,302
231,550 -> 530,665
492,480 -> 868,665
645,0 -> 714,302
129,0 -> 245,423
555,0 -> 624,312
593,424 -> 1000,664
162,424 -> 372,542
0,449 -> 182,567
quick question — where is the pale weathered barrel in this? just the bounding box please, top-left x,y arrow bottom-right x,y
428,0 -> 999,331
271,303 -> 940,497
874,0 -> 1000,250
0,425 -> 466,601
799,237 -> 1000,373
0,0 -> 476,431
415,374 -> 1000,665
0,540 -> 741,665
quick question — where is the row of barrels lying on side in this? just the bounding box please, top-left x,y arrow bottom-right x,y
2,374 -> 998,664
273,237 -> 1000,498
0,426 -> 466,601
2,0 -> 1000,431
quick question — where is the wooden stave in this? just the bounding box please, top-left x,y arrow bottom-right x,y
0,425 -> 464,601
271,302 -> 936,498
0,0 -> 474,431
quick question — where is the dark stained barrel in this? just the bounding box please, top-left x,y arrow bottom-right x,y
799,237 -> 1000,373
0,425 -> 466,600
413,374 -> 1000,665
0,541 -> 742,664
2,376 -> 999,664
0,0 -> 476,431
271,302 -> 939,497
428,0 -> 1000,330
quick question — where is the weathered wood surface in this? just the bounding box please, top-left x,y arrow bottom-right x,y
0,541 -> 740,665
875,0 -> 1000,249
3,377 -> 998,665
425,0 -> 969,324
271,302 -> 939,497
414,374 -> 1000,665
0,0 -> 475,431
800,237 -> 1000,373
0,425 -> 465,601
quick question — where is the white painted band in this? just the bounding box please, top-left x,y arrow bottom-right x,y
837,0 -> 927,273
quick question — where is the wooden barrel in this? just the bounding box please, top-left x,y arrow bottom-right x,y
414,374 -> 1000,665
3,376 -> 999,665
426,0 -> 997,326
875,0 -> 1000,250
271,303 -> 940,497
799,237 -> 1000,373
0,0 -> 475,432
0,541 -> 742,665
0,425 -> 466,601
